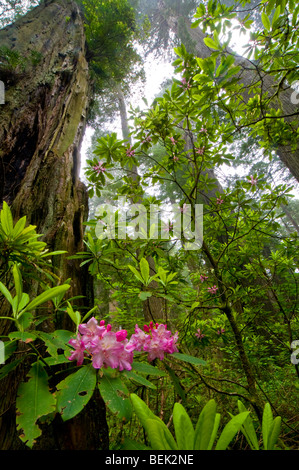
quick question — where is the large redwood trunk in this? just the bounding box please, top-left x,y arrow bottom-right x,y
0,0 -> 109,449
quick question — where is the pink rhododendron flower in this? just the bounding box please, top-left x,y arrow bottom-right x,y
126,325 -> 151,352
93,161 -> 106,173
142,133 -> 152,144
196,147 -> 205,155
162,222 -> 173,233
143,323 -> 179,361
217,328 -> 225,335
249,175 -> 257,185
179,77 -> 191,90
207,285 -> 218,294
68,318 -> 179,370
195,328 -> 205,340
68,318 -> 134,371
216,197 -> 224,205
200,274 -> 208,283
126,146 -> 135,157
170,136 -> 177,145
68,334 -> 86,366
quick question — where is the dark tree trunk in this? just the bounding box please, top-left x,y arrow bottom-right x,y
0,0 -> 109,450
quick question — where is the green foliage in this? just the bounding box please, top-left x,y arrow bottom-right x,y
16,361 -> 56,448
129,393 -> 279,450
80,0 -> 144,112
56,364 -> 97,421
129,394 -> 282,450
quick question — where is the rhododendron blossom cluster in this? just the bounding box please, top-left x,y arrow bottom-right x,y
128,321 -> 179,362
68,318 -> 179,371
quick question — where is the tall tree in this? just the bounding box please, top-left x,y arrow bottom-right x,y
0,0 -> 106,450
138,0 -> 299,183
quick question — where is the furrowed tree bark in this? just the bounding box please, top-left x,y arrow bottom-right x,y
0,0 -> 109,450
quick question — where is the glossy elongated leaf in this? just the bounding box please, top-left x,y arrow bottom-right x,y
173,403 -> 194,450
194,399 -> 217,450
144,418 -> 178,450
171,352 -> 206,367
56,364 -> 96,421
132,362 -> 167,376
238,401 -> 259,450
11,215 -> 26,238
0,281 -> 13,306
130,395 -> 176,450
122,369 -> 157,389
215,411 -> 250,450
24,284 -> 70,312
262,402 -> 273,450
267,416 -> 281,450
16,361 -> 56,448
208,413 -> 221,450
140,257 -> 150,284
99,370 -> 132,421
0,201 -> 13,235
130,393 -> 161,428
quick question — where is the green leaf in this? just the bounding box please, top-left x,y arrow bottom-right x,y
145,418 -> 178,450
66,302 -> 81,329
172,352 -> 206,366
8,331 -> 37,343
12,216 -> 26,239
173,403 -> 194,450
215,411 -> 250,450
272,5 -> 281,27
194,399 -> 217,450
237,401 -> 259,450
140,257 -> 150,284
203,37 -> 218,50
267,416 -> 281,450
262,403 -> 273,450
261,12 -> 271,30
56,364 -> 96,421
130,393 -> 161,428
16,361 -> 56,448
0,201 -> 14,235
128,265 -> 144,283
99,370 -> 132,421
0,281 -> 13,307
24,284 -> 70,313
132,362 -> 167,376
122,370 -> 157,389
138,291 -> 152,301
12,264 -> 23,306
208,413 -> 221,450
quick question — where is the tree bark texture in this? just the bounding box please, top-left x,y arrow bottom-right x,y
0,0 -> 109,450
